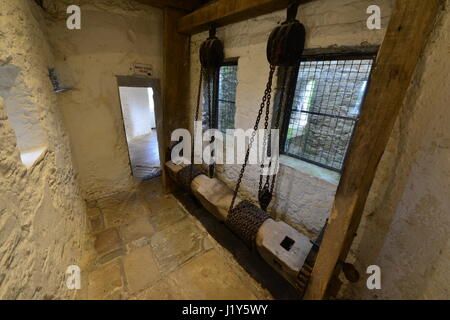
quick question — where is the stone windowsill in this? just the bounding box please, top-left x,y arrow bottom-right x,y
20,146 -> 48,169
208,133 -> 340,185
279,154 -> 340,185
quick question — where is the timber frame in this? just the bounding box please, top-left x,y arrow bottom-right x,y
162,0 -> 443,299
178,0 -> 314,34
134,0 -> 203,12
304,0 -> 442,299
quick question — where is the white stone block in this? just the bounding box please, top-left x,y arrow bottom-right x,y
256,219 -> 312,287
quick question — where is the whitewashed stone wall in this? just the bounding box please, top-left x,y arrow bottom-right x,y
0,0 -> 85,299
45,0 -> 164,200
190,0 -> 450,299
340,2 -> 450,300
189,0 -> 393,237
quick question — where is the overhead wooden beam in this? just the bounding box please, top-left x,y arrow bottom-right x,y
161,8 -> 191,192
178,0 -> 310,34
134,0 -> 202,12
303,0 -> 442,300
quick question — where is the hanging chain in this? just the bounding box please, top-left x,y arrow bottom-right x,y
259,68 -> 273,193
206,69 -> 216,178
269,68 -> 293,196
229,65 -> 276,213
195,68 -> 203,123
259,66 -> 289,193
191,68 -> 204,166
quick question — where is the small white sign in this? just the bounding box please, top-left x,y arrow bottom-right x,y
132,63 -> 153,76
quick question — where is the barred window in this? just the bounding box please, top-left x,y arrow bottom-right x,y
202,60 -> 238,134
281,54 -> 375,172
217,62 -> 238,134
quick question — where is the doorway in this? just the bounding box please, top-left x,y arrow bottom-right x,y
116,76 -> 162,180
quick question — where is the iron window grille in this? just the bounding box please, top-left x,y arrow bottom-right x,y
202,60 -> 238,134
280,53 -> 376,172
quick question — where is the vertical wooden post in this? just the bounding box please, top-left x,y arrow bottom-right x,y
162,7 -> 191,192
304,0 -> 442,300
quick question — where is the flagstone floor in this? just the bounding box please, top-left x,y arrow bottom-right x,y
76,176 -> 285,300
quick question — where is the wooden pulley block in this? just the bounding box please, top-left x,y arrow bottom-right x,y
266,3 -> 306,67
199,27 -> 224,70
258,185 -> 273,212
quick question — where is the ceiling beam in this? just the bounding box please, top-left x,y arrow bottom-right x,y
134,0 -> 202,12
178,0 -> 312,34
303,0 -> 442,300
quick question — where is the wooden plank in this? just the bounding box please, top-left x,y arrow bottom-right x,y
303,0 -> 442,300
134,0 -> 202,11
161,8 -> 191,192
178,0 -> 307,34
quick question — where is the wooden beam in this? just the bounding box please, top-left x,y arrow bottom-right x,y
178,0 -> 306,34
304,0 -> 442,300
134,0 -> 202,12
161,8 -> 191,192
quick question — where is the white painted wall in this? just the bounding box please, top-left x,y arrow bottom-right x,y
46,0 -> 163,200
190,0 -> 393,238
148,87 -> 156,129
119,86 -> 153,142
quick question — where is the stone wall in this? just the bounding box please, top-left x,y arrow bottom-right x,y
340,1 -> 450,300
45,0 -> 164,200
189,0 -> 393,238
189,0 -> 450,299
0,0 -> 85,299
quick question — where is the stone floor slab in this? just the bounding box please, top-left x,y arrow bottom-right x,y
146,194 -> 179,213
96,191 -> 135,209
94,228 -> 121,255
150,206 -> 186,232
88,261 -> 123,300
103,193 -> 150,227
168,250 -> 258,300
120,216 -> 155,243
131,278 -> 183,300
150,218 -> 211,274
137,177 -> 164,200
123,246 -> 161,294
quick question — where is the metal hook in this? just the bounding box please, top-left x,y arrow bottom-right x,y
287,1 -> 300,21
208,25 -> 217,38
